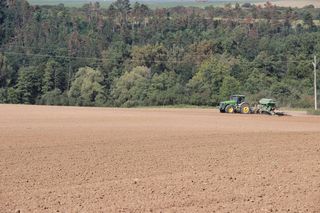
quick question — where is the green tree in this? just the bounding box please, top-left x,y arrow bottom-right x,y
40,89 -> 68,106
113,0 -> 131,17
0,88 -> 6,103
253,51 -> 285,78
187,56 -> 232,105
101,41 -> 131,86
131,2 -> 151,28
148,71 -> 184,105
16,66 -> 42,104
112,0 -> 131,29
69,67 -> 106,106
244,69 -> 272,93
131,44 -> 168,75
0,0 -> 8,44
42,59 -> 66,93
219,76 -> 240,100
7,87 -> 19,104
303,11 -> 314,27
287,60 -> 312,80
0,0 -> 5,23
112,66 -> 150,107
270,81 -> 292,105
0,53 -> 13,88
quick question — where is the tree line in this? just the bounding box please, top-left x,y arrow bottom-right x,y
0,0 -> 320,107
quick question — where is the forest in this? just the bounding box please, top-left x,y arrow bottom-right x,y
0,0 -> 320,107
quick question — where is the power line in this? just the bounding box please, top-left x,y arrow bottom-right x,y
2,44 -> 101,55
2,44 -> 319,64
2,44 -> 216,60
1,48 -> 318,64
0,50 -> 185,63
1,50 -> 103,61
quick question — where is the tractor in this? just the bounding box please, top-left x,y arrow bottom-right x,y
219,95 -> 251,114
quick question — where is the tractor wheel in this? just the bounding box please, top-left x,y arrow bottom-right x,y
240,103 -> 250,114
225,105 -> 235,113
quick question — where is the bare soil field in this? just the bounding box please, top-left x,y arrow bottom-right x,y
259,0 -> 320,8
0,104 -> 320,212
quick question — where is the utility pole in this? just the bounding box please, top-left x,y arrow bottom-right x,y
312,55 -> 317,110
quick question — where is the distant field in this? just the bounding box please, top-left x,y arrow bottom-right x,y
259,0 -> 320,8
28,0 -> 265,8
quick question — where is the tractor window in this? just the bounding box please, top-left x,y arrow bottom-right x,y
231,96 -> 244,104
238,97 -> 244,104
231,96 -> 238,102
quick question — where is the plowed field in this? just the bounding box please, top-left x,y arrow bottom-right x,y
1,105 -> 320,212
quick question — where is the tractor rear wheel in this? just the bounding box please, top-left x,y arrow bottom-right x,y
240,103 -> 250,114
225,105 -> 235,113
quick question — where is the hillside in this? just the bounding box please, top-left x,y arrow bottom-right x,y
0,0 -> 320,108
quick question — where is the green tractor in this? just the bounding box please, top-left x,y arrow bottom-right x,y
219,95 -> 251,114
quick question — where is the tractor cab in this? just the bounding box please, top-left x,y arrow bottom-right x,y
230,95 -> 245,105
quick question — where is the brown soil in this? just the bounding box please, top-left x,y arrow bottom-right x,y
1,104 -> 320,212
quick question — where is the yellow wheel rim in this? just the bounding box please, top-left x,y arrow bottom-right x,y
243,107 -> 249,114
228,107 -> 234,113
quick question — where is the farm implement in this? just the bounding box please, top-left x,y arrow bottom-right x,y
219,95 -> 286,116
